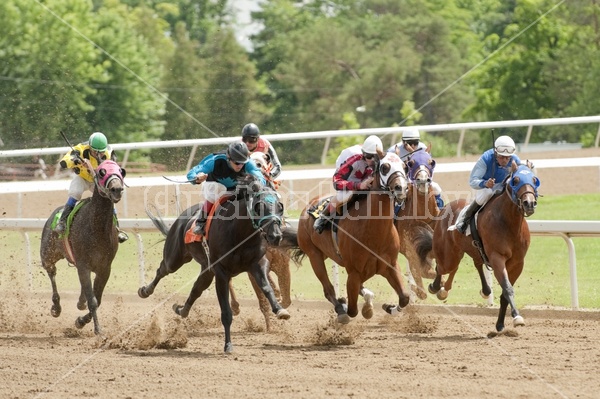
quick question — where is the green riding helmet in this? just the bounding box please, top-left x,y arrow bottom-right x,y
89,132 -> 108,152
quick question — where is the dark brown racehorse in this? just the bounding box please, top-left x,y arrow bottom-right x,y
297,153 -> 411,323
427,162 -> 540,331
40,160 -> 126,335
396,148 -> 440,300
138,178 -> 301,352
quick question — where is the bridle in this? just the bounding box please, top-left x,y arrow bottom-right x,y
246,187 -> 284,232
506,166 -> 540,216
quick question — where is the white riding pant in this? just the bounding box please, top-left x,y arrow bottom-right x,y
68,176 -> 95,200
474,187 -> 494,206
202,181 -> 228,203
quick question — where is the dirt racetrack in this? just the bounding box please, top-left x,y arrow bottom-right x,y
1,148 -> 599,398
0,290 -> 599,399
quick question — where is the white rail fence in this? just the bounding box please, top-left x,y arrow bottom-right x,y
1,218 -> 599,310
2,115 -> 600,166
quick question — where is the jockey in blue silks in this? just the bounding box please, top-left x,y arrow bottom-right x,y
187,141 -> 265,235
450,135 -> 523,234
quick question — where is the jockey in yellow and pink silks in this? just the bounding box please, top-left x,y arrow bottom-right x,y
54,132 -> 128,243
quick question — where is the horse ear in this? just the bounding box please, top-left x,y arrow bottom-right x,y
120,168 -> 126,178
426,143 -> 432,153
511,160 -> 518,172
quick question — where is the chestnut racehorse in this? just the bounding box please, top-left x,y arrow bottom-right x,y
427,162 -> 540,331
297,153 -> 411,323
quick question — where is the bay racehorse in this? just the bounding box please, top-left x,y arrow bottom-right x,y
40,160 -> 126,335
138,178 -> 301,352
395,147 -> 440,299
427,162 -> 540,331
297,153 -> 411,323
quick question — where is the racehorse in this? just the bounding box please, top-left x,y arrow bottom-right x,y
39,160 -> 126,335
138,178 -> 301,352
395,147 -> 440,299
427,162 -> 540,331
297,153 -> 411,323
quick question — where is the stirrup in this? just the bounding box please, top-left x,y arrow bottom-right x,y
54,220 -> 66,234
118,231 -> 129,243
193,220 -> 206,235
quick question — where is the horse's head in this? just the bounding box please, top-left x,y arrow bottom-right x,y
243,180 -> 284,245
378,152 -> 408,204
95,160 -> 126,203
508,161 -> 540,217
406,149 -> 435,194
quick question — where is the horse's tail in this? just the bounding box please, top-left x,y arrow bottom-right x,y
145,205 -> 169,237
276,226 -> 306,265
413,223 -> 433,263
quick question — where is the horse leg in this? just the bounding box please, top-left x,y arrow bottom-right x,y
474,262 -> 492,299
173,267 -> 214,318
138,259 -> 170,298
42,262 -> 62,318
77,287 -> 87,311
380,263 -> 411,315
213,275 -> 234,353
74,267 -> 102,335
345,273 -> 362,319
248,257 -> 290,321
245,272 -> 272,331
495,269 -> 524,331
306,252 -> 349,323
269,249 -> 292,308
268,273 -> 282,304
228,280 -> 241,316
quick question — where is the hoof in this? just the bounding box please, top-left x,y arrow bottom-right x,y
479,289 -> 490,300
75,317 -> 86,329
231,303 -> 240,316
428,283 -> 438,295
224,342 -> 233,353
77,301 -> 87,311
276,309 -> 290,320
51,305 -> 61,318
412,285 -> 427,300
361,303 -> 374,319
382,303 -> 401,316
513,315 -> 525,327
337,314 -> 351,324
172,303 -> 189,318
138,286 -> 150,299
436,288 -> 448,301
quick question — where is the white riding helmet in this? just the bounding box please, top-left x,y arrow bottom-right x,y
494,135 -> 516,155
362,135 -> 383,155
402,128 -> 420,141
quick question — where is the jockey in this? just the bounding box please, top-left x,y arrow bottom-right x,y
388,127 -> 444,209
313,135 -> 384,234
450,135 -> 522,234
388,127 -> 428,159
241,123 -> 282,179
188,141 -> 265,235
54,132 -> 128,243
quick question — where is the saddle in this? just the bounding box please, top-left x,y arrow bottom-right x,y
308,194 -> 366,234
184,195 -> 233,244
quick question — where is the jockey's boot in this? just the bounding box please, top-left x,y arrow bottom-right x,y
54,203 -> 75,235
313,203 -> 334,234
193,202 -> 212,236
455,201 -> 482,234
